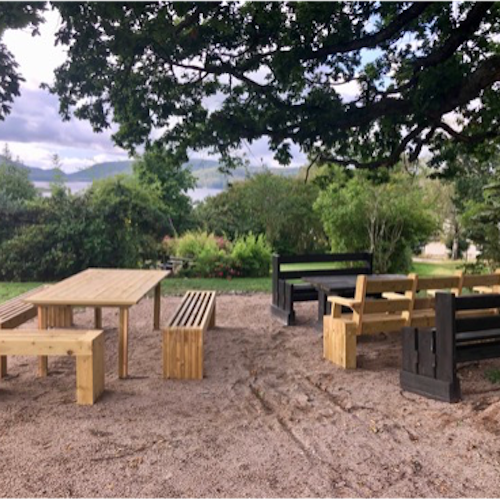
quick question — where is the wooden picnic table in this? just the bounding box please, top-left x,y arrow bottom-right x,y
25,268 -> 170,379
303,274 -> 406,325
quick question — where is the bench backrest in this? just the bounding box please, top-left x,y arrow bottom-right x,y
437,292 -> 500,336
436,292 -> 500,365
461,270 -> 500,291
353,275 -> 414,334
410,273 -> 462,311
272,252 -> 373,281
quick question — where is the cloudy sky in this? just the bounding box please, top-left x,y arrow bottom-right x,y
1,9 -> 360,173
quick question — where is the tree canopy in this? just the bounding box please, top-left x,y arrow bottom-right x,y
3,2 -> 500,170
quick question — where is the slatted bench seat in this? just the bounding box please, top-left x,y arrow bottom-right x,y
324,275 -> 414,369
0,286 -> 48,330
0,329 -> 105,405
401,293 -> 500,403
163,291 -> 216,380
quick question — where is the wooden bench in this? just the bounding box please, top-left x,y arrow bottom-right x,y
163,291 -> 216,380
401,293 -> 500,403
271,252 -> 373,325
383,273 -> 463,329
0,329 -> 105,405
464,270 -> 500,294
0,286 -> 74,378
324,275 -> 414,369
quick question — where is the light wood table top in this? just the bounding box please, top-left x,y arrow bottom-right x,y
25,268 -> 170,379
25,268 -> 170,307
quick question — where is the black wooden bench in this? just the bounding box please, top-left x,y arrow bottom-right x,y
400,292 -> 500,403
270,252 -> 373,325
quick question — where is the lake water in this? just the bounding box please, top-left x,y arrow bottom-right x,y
34,181 -> 222,202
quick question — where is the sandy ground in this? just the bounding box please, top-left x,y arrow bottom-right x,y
1,294 -> 500,498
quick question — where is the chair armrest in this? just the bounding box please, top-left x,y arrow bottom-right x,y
382,292 -> 407,300
327,296 -> 361,311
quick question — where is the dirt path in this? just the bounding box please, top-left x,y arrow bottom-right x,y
1,294 -> 500,497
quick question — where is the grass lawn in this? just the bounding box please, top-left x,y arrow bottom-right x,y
411,260 -> 462,276
0,260 -> 464,304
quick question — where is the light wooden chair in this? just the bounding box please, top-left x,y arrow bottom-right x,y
323,275 -> 414,369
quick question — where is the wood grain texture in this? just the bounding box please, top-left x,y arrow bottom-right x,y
0,329 -> 104,405
25,268 -> 170,307
163,291 -> 216,380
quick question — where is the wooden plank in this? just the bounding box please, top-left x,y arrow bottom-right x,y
277,252 -> 372,265
434,293 -> 457,383
0,329 -> 104,406
456,314 -> 500,333
462,273 -> 500,288
154,283 -> 161,330
365,278 -> 414,295
118,307 -> 129,379
417,329 -> 436,378
76,333 -> 105,405
38,306 -> 48,377
400,370 -> 461,403
0,335 -> 94,356
416,276 -> 461,290
25,269 -> 169,307
454,293 -> 500,311
401,327 -> 418,373
323,317 -> 357,369
363,298 -> 411,314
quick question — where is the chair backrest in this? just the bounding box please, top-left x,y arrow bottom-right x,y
353,275 -> 414,334
436,292 -> 500,340
410,273 -> 463,311
461,270 -> 500,292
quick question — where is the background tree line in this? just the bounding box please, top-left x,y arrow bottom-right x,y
5,140 -> 500,281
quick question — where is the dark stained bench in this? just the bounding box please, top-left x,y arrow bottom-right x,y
400,292 -> 500,403
270,252 -> 373,325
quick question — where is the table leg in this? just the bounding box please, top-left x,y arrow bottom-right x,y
38,306 -> 48,377
318,290 -> 327,324
0,355 -> 6,379
94,307 -> 102,329
154,283 -> 161,330
119,307 -> 129,379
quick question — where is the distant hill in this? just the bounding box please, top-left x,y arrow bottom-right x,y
0,155 -> 300,189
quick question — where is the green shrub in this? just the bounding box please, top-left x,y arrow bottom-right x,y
231,233 -> 271,277
0,177 -> 169,281
485,368 -> 500,384
195,172 -> 327,254
174,231 -> 221,259
315,168 -> 437,273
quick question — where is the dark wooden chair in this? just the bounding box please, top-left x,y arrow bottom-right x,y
270,252 -> 373,325
400,292 -> 500,403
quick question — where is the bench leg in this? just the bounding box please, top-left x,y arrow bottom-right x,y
37,306 -> 48,377
208,302 -> 216,329
163,328 -> 203,380
0,356 -> 6,379
94,307 -> 102,329
323,316 -> 357,369
76,335 -> 105,405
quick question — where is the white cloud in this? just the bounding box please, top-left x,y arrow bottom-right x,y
1,8 -> 309,172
